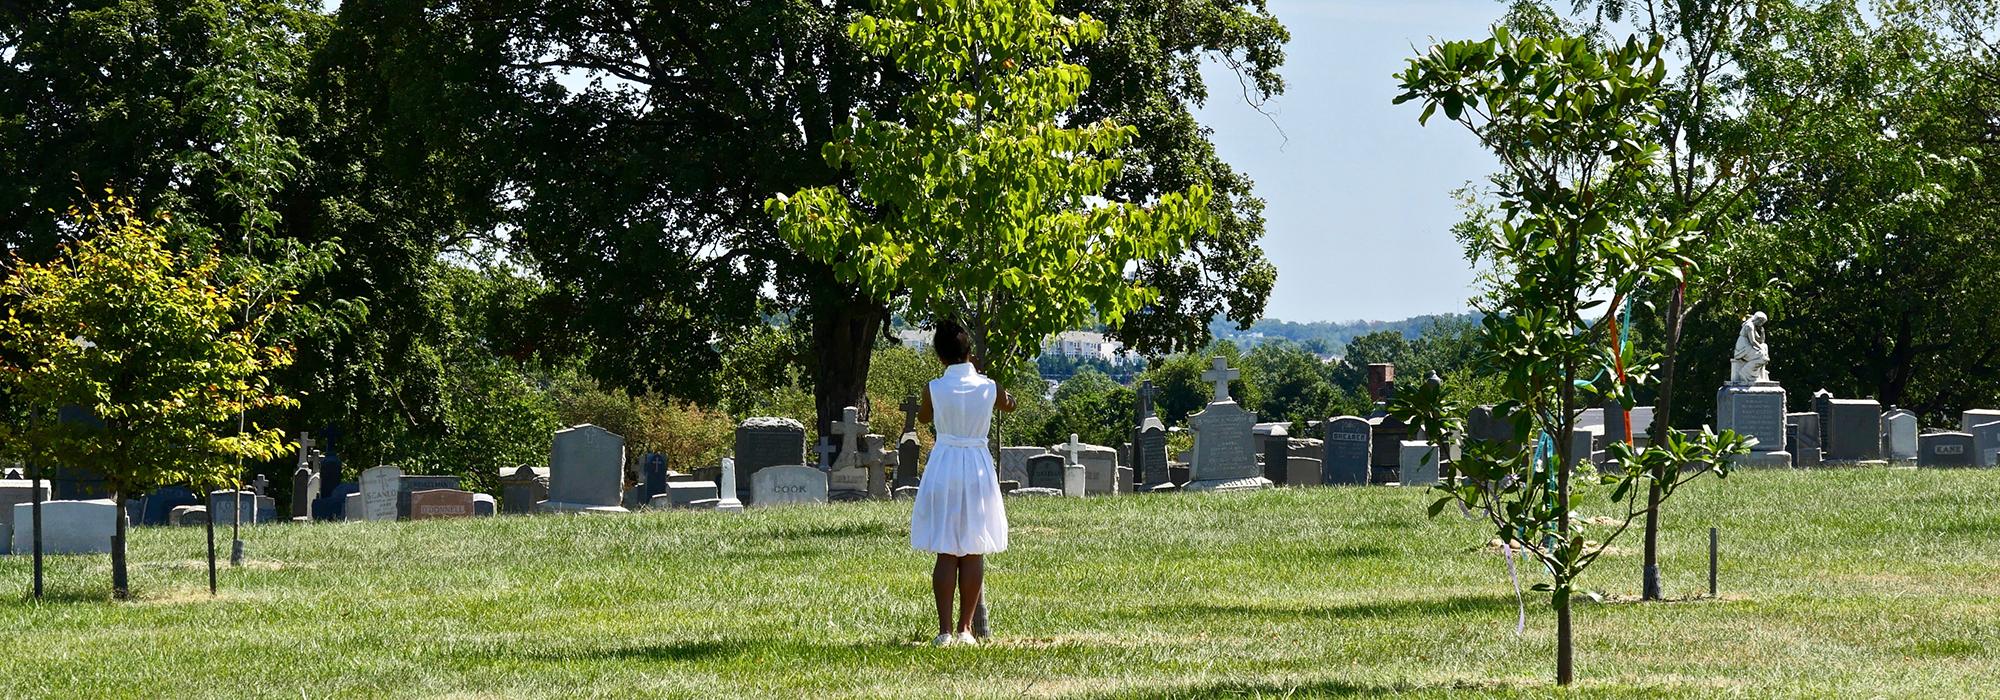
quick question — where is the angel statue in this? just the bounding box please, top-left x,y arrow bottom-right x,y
1730,312 -> 1771,384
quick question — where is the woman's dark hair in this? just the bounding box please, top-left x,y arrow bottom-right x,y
933,319 -> 972,364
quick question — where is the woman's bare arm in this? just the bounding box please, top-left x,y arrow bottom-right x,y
919,385 -> 935,424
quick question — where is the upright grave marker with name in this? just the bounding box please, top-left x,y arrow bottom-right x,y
358,466 -> 402,521
750,466 -> 828,507
409,489 -> 476,520
1026,454 -> 1065,491
1918,432 -> 1975,468
1185,358 -> 1270,492
1823,399 -> 1884,462
1320,416 -> 1371,486
1882,409 -> 1918,461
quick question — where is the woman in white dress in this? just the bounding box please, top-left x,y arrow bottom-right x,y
910,319 -> 1014,647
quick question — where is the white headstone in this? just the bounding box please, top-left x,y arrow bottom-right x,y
716,457 -> 744,512
1882,409 -> 1918,461
12,499 -> 120,554
751,465 -> 828,508
358,466 -> 403,521
1399,441 -> 1441,486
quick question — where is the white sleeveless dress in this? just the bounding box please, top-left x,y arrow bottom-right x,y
909,363 -> 1009,556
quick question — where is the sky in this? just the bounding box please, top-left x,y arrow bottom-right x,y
1193,0 -> 1508,323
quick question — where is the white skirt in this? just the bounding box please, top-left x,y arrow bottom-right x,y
910,444 -> 1009,556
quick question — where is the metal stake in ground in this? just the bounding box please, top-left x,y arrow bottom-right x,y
1708,527 -> 1719,598
30,455 -> 44,599
230,482 -> 245,566
205,489 -> 218,594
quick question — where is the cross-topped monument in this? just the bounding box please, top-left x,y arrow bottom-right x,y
814,436 -> 838,472
1202,357 -> 1240,404
832,406 -> 866,469
1138,380 -> 1157,420
295,432 -> 317,468
901,394 -> 921,437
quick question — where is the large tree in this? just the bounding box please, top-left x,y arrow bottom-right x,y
345,0 -> 1286,435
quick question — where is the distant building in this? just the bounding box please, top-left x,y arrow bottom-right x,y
1043,331 -> 1124,361
895,328 -> 931,352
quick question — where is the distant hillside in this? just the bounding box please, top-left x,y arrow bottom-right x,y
1209,313 -> 1478,354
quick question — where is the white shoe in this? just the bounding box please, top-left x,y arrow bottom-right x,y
956,632 -> 978,647
930,634 -> 955,648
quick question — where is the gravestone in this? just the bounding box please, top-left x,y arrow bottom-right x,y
12,499 -> 120,554
1398,441 -> 1441,487
169,505 -> 209,527
291,466 -> 319,521
715,457 -> 744,512
541,424 -> 629,513
207,490 -> 277,525
1320,416 -> 1371,486
472,493 -> 496,516
1813,390 -> 1835,452
408,489 -> 476,520
1369,415 -> 1408,484
357,466 -> 403,522
397,475 -> 462,519
498,465 -> 548,515
1062,438 -> 1120,496
1261,424 -> 1290,485
1602,399 -> 1629,446
132,485 -> 197,528
750,466 -> 828,507
1286,457 -> 1323,487
1717,382 -> 1790,467
1786,412 -> 1822,460
862,434 -> 892,500
640,453 -> 669,503
998,447 -> 1048,486
1970,421 -> 2000,467
1569,427 -> 1603,467
1185,359 -> 1270,492
1918,432 -> 1975,468
651,481 -> 720,509
735,417 -> 807,503
826,408 -> 870,501
0,480 -> 49,554
896,433 -> 921,493
1135,421 -> 1172,491
1060,434 -> 1087,498
1882,409 -> 1918,461
1787,423 -> 1820,468
1959,409 -> 2000,434
1629,406 -> 1658,446
1026,454 -> 1065,490
344,493 -> 363,522
1823,399 -> 1884,462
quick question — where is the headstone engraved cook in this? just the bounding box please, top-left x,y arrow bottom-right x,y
1185,358 -> 1270,491
750,465 -> 828,507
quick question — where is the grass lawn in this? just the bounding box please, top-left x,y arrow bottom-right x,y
3,468 -> 1997,698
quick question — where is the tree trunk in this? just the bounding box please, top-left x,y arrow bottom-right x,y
206,496 -> 219,595
1644,284 -> 1685,601
111,488 -> 130,600
1556,587 -> 1574,685
812,296 -> 890,445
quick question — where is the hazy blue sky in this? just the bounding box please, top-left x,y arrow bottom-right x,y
1195,0 -> 1506,323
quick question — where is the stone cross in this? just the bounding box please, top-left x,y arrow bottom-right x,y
1063,433 -> 1087,498
1202,357 -> 1240,404
295,432 -> 317,468
251,474 -> 269,496
901,394 -> 921,437
1067,433 -> 1084,467
832,406 -> 866,469
814,436 -> 838,473
1138,380 -> 1157,420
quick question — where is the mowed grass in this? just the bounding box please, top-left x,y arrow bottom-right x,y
3,468 -> 1997,698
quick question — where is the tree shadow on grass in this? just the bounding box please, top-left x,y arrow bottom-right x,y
761,521 -> 899,540
498,639 -> 752,663
1132,593 -> 1520,625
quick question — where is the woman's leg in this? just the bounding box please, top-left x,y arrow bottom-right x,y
955,554 -> 984,635
933,554 -> 958,636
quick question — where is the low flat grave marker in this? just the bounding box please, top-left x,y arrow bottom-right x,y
408,489 -> 475,520
751,466 -> 827,507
